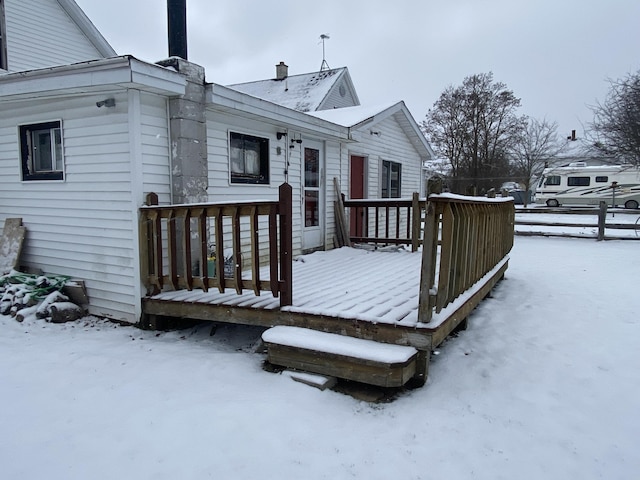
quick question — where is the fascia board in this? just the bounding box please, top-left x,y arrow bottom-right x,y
0,57 -> 186,98
396,103 -> 436,158
349,101 -> 435,159
128,58 -> 187,94
339,69 -> 361,106
349,102 -> 402,130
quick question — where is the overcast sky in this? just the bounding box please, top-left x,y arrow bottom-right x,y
76,0 -> 639,139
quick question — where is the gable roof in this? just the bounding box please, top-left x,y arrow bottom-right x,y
309,101 -> 435,160
57,0 -> 116,57
227,67 -> 359,112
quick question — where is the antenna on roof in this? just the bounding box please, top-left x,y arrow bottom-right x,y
319,34 -> 330,71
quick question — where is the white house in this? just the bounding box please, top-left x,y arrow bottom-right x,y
0,0 -> 434,324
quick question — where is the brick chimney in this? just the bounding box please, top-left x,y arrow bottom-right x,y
276,61 -> 288,80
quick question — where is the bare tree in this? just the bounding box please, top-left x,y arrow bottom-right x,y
422,73 -> 527,193
586,70 -> 640,166
510,118 -> 567,206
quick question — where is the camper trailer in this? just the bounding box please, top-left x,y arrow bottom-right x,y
535,163 -> 640,209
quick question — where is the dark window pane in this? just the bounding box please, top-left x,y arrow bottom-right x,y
568,176 -> 590,186
229,132 -> 269,184
305,190 -> 319,227
304,148 -> 319,188
19,121 -> 64,181
545,176 -> 561,186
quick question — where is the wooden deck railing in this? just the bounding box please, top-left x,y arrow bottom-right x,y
343,193 -> 427,251
139,183 -> 293,306
418,195 -> 515,323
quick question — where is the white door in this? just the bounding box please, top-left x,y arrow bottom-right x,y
302,140 -> 324,251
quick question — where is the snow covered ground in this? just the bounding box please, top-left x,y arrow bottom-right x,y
1,236 -> 639,479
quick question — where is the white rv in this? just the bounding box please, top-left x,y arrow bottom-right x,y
535,163 -> 640,209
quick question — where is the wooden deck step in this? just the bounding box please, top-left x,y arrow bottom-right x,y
262,326 -> 418,388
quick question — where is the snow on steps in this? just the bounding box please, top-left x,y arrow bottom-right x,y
262,326 -> 418,388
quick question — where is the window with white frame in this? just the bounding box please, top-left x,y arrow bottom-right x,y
19,121 -> 64,181
229,131 -> 269,184
381,160 -> 401,198
0,0 -> 7,70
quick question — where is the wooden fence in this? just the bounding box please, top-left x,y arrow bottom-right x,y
418,196 -> 515,323
342,193 -> 428,251
514,205 -> 640,240
139,183 -> 293,306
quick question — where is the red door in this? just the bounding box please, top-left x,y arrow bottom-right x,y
349,156 -> 365,237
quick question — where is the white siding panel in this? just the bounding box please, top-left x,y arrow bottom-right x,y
321,80 -> 359,110
4,0 -> 105,73
356,114 -> 422,199
0,92 -> 140,323
323,140 -> 342,248
140,93 -> 171,205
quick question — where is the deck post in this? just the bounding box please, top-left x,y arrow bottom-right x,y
279,183 -> 293,306
418,202 -> 437,323
140,193 -> 159,294
411,349 -> 430,387
411,192 -> 420,252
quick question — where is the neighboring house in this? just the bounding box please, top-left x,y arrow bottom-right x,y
0,0 -> 434,324
228,62 -> 360,112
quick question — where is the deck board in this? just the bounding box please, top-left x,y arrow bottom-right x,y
149,247 -> 423,326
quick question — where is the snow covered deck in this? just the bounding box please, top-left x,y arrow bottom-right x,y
146,247 -> 423,327
140,192 -> 514,387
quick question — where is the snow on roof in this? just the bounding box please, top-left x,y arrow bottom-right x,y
227,67 -> 346,112
306,101 -> 400,127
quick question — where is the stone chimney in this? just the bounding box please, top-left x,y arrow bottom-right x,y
276,61 -> 288,80
156,57 -> 208,204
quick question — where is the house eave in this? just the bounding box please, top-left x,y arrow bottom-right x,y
348,101 -> 435,159
0,56 -> 187,101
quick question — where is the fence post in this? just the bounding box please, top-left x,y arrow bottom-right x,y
279,183 -> 293,306
597,201 -> 607,241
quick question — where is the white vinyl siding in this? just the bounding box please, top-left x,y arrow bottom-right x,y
322,140 -> 342,248
3,0 -> 105,73
0,91 -> 149,323
140,94 -> 171,205
320,79 -> 359,110
362,114 -> 422,199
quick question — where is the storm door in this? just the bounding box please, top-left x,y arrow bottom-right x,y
302,141 -> 324,250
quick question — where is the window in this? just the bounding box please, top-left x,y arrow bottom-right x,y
229,132 -> 269,184
544,175 -> 561,186
19,121 -> 64,181
567,176 -> 590,187
595,176 -> 609,183
381,160 -> 401,198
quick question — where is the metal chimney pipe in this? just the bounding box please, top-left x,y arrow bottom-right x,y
167,0 -> 187,59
